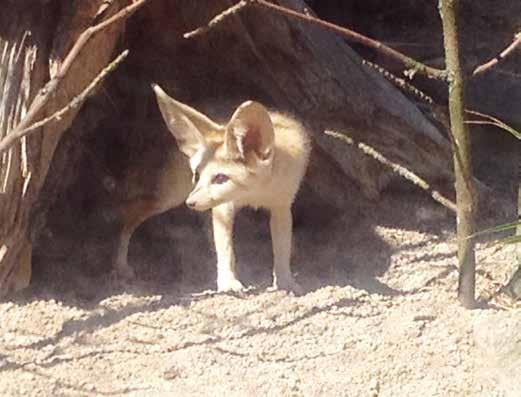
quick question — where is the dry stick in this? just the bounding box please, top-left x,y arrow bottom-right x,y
184,0 -> 249,39
10,50 -> 128,143
361,60 -> 460,173
183,0 -> 447,81
324,129 -> 458,213
472,32 -> 521,77
185,0 -> 518,83
0,0 -> 148,155
361,60 -> 452,153
251,0 -> 447,81
93,0 -> 118,25
362,59 -> 478,194
363,60 -> 484,209
465,109 -> 521,139
255,0 -> 508,82
361,60 -> 463,184
362,59 -> 434,104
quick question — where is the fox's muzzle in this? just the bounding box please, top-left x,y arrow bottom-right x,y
185,198 -> 205,211
185,197 -> 205,211
185,192 -> 214,212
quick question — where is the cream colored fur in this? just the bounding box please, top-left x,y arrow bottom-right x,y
152,84 -> 310,293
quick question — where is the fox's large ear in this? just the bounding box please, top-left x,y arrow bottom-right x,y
152,84 -> 222,157
225,101 -> 274,164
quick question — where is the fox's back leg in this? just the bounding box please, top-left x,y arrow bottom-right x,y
113,151 -> 193,279
113,197 -> 166,279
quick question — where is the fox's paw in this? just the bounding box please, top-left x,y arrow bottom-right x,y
271,277 -> 304,296
217,277 -> 245,293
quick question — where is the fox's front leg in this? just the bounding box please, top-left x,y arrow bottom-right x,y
212,203 -> 244,292
270,206 -> 302,294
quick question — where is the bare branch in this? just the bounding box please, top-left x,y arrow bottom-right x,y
184,0 -> 250,39
472,32 -> 521,77
465,109 -> 521,140
0,0 -> 148,155
251,0 -> 448,81
324,129 -> 457,213
93,0 -> 118,25
0,50 -> 128,151
183,0 -> 447,81
362,59 -> 434,104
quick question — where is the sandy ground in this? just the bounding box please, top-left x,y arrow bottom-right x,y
1,188 -> 519,397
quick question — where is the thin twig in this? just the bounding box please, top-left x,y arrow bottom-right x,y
9,50 -> 128,144
324,129 -> 457,213
183,0 -> 447,81
472,32 -> 521,77
465,109 -> 521,140
362,59 -> 477,199
361,61 -> 465,199
93,0 -> 118,25
0,0 -> 148,155
184,0 -> 249,39
362,59 -> 434,104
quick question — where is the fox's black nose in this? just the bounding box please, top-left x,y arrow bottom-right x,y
186,199 -> 196,209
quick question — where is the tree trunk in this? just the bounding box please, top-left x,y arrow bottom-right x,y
0,3 -> 55,294
440,0 -> 478,308
0,1 -> 124,296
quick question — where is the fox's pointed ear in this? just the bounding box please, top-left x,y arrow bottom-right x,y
152,84 -> 222,157
225,101 -> 274,164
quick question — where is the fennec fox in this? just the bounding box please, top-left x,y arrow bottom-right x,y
152,84 -> 310,293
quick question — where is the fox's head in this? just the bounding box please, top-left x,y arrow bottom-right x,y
153,84 -> 275,211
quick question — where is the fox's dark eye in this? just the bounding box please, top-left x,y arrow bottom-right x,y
212,173 -> 229,184
192,171 -> 200,184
